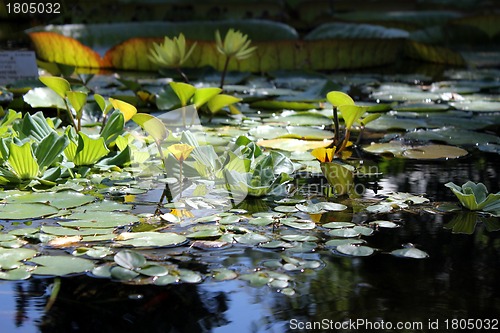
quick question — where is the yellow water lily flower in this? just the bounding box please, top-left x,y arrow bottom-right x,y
215,29 -> 257,60
170,209 -> 194,218
148,33 -> 197,68
167,143 -> 194,162
311,147 -> 336,163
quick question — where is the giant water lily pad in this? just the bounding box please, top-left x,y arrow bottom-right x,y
249,126 -> 333,140
116,232 -> 187,247
31,256 -> 95,276
0,203 -> 59,220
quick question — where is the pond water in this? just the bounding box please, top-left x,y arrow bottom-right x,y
0,150 -> 498,332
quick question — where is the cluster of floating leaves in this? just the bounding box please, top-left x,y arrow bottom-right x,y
0,180 -> 431,295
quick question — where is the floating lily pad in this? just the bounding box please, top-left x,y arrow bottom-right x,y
325,239 -> 365,247
0,248 -> 37,269
336,244 -> 374,257
249,125 -> 333,140
186,228 -> 223,239
281,234 -> 318,242
31,256 -> 95,276
329,228 -> 360,238
0,266 -> 32,280
114,250 -> 146,270
369,220 -> 399,228
248,217 -> 275,226
0,203 -> 59,220
391,247 -> 429,259
116,232 -> 187,247
213,268 -> 238,281
58,211 -> 139,228
282,220 -> 316,230
234,233 -> 270,245
257,138 -> 333,152
363,142 -> 468,159
273,205 -> 299,213
322,222 -> 356,229
6,191 -> 94,209
259,240 -> 294,249
154,274 -> 179,285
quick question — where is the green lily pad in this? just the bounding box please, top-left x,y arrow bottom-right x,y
391,246 -> 429,259
213,268 -> 238,281
248,217 -> 275,226
58,211 -> 139,228
257,138 -> 333,152
249,125 -> 333,140
259,240 -> 294,249
6,191 -> 94,209
363,142 -> 468,159
0,248 -> 37,269
0,265 -> 32,280
369,220 -> 399,228
110,266 -> 140,280
0,203 -> 59,220
336,244 -> 374,257
322,222 -> 356,229
234,233 -> 270,245
329,228 -> 360,238
281,234 -> 318,242
273,205 -> 299,213
114,250 -> 146,270
31,255 -> 95,276
186,228 -> 223,239
116,232 -> 187,247
140,265 -> 169,277
325,239 -> 365,247
154,274 -> 179,285
282,220 -> 316,230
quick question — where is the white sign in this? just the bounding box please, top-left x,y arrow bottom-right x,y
0,51 -> 38,85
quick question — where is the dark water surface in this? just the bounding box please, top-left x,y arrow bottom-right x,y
1,151 -> 498,333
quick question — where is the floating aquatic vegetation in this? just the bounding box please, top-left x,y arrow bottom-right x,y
445,181 -> 500,215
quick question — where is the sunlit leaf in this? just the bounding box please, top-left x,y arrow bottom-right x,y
8,142 -> 38,180
336,244 -> 374,257
109,98 -> 137,122
169,82 -> 196,107
66,91 -> 88,114
74,132 -> 110,166
193,87 -> 222,109
326,91 -> 355,107
39,76 -> 70,99
391,246 -> 429,259
206,94 -> 241,114
132,113 -> 168,143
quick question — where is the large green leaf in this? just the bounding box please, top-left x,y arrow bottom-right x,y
100,110 -> 124,143
193,87 -> 222,109
34,131 -> 69,170
15,112 -> 55,142
74,132 -> 110,166
0,248 -> 37,269
169,82 -> 196,107
116,232 -> 187,247
338,105 -> 368,129
131,113 -> 168,143
66,91 -> 88,114
39,76 -> 70,99
445,181 -> 500,211
326,91 -> 355,107
8,142 -> 39,180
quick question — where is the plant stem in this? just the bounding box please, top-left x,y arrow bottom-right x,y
44,277 -> 61,312
333,107 -> 340,146
337,129 -> 351,155
179,160 -> 183,198
63,99 -> 78,131
219,56 -> 231,89
176,67 -> 189,83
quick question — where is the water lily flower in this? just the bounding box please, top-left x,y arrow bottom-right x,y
215,29 -> 257,60
148,33 -> 197,68
311,147 -> 336,163
167,143 -> 194,162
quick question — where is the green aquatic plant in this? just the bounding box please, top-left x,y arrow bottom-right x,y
148,33 -> 197,82
445,181 -> 500,215
215,28 -> 257,88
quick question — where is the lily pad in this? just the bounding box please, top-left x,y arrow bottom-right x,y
0,248 -> 37,269
58,211 -> 139,228
6,191 -> 94,209
328,228 -> 360,238
0,203 -> 59,220
391,247 -> 429,259
116,232 -> 187,247
336,244 -> 374,257
257,138 -> 333,152
31,256 -> 95,276
322,222 -> 356,229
